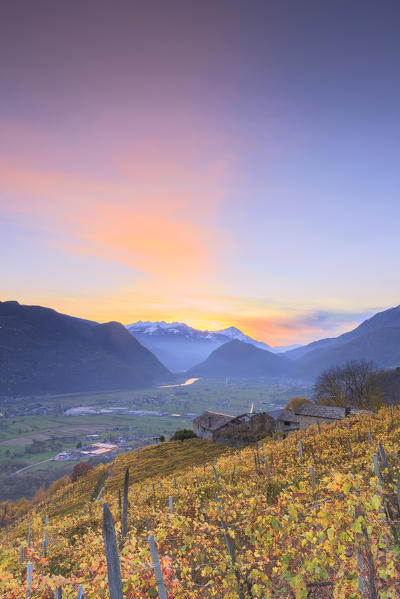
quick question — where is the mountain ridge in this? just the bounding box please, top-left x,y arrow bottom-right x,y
126,320 -> 298,371
188,339 -> 295,379
0,301 -> 171,395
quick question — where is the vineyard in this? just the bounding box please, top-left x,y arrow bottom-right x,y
1,407 -> 400,598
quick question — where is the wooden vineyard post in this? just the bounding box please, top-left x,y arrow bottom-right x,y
298,441 -> 303,464
379,442 -> 389,469
43,514 -> 49,556
169,496 -> 173,514
253,453 -> 259,475
20,545 -> 25,564
221,520 -> 245,599
361,524 -> 378,599
368,430 -> 373,447
256,443 -> 261,471
356,553 -> 367,598
373,454 -> 383,486
317,421 -> 321,434
310,465 -> 316,494
27,522 -> 31,548
379,442 -> 393,481
348,438 -> 353,459
213,465 -> 221,488
118,489 -> 122,522
102,503 -> 123,599
76,585 -> 84,598
265,458 -> 271,480
26,561 -> 33,598
214,491 -> 222,516
121,467 -> 129,546
55,587 -> 63,598
148,535 -> 168,599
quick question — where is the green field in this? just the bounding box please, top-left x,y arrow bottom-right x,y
0,377 -> 311,501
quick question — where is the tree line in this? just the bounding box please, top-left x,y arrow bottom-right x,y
313,360 -> 384,409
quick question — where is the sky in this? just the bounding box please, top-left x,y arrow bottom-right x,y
1,1 -> 400,346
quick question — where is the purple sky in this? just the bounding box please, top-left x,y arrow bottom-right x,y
1,1 -> 399,344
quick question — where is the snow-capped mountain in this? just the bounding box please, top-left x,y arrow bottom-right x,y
215,326 -> 272,350
125,321 -> 296,372
127,321 -> 271,346
126,321 -> 227,341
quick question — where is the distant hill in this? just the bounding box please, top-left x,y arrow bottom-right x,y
126,321 -> 294,371
285,305 -> 400,377
286,305 -> 400,360
188,339 -> 294,378
0,301 -> 171,395
272,343 -> 303,354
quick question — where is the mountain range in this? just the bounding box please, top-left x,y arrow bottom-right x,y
0,301 -> 171,395
143,305 -> 400,380
126,321 -> 296,371
185,305 -> 400,380
287,305 -> 400,377
2,300 -> 400,395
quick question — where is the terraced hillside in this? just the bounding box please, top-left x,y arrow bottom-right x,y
1,409 -> 400,598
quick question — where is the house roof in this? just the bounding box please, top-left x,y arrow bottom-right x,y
296,404 -> 346,419
193,410 -> 233,431
267,409 -> 299,423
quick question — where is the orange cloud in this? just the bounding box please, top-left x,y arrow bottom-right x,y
0,154 -> 227,294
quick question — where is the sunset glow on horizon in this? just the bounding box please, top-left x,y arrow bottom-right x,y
1,2 -> 400,346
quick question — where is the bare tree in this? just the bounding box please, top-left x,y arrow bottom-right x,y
313,360 -> 382,409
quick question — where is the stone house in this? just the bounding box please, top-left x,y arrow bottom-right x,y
193,410 -> 275,443
192,411 -> 233,440
295,404 -> 368,430
267,409 -> 300,433
213,412 -> 276,443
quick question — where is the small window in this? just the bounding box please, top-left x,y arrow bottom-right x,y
284,421 -> 290,426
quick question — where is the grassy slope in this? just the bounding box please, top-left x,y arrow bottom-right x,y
1,408 -> 400,598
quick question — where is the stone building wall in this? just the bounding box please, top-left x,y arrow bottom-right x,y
298,415 -> 338,431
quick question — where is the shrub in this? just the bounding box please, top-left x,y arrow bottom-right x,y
170,429 -> 197,442
285,397 -> 312,411
70,461 -> 94,482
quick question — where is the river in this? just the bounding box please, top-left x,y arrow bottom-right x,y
159,377 -> 199,388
